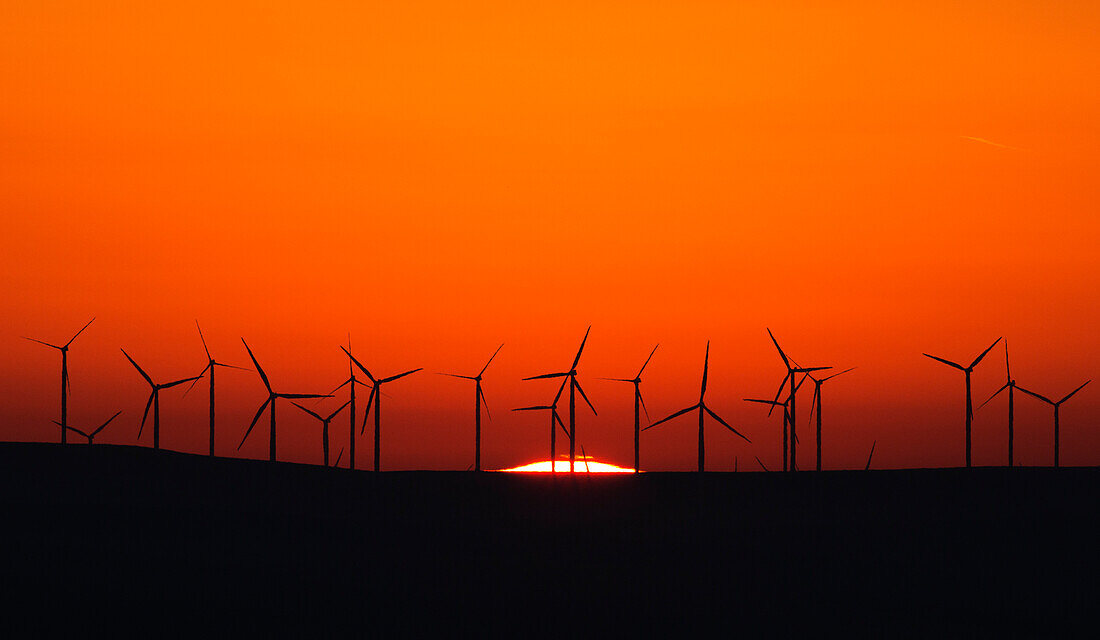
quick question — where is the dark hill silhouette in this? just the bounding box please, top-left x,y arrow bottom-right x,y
0,442 -> 1096,635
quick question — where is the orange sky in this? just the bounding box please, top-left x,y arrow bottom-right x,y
2,1 -> 1098,470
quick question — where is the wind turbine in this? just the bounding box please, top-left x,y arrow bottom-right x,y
121,349 -> 202,451
976,341 -> 1018,466
923,337 -> 1002,468
184,322 -> 247,457
52,411 -> 122,445
330,337 -> 372,470
25,317 -> 95,444
439,343 -> 504,472
513,377 -> 570,473
341,347 -> 421,472
643,342 -> 750,472
238,339 -> 330,462
745,374 -> 809,471
523,327 -> 597,472
806,367 -> 856,471
293,400 -> 352,467
1016,381 -> 1090,468
599,344 -> 659,473
766,329 -> 830,472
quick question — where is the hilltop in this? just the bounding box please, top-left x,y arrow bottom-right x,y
1,442 -> 1096,635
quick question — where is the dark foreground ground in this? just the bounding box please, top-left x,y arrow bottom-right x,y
1,443 -> 1096,636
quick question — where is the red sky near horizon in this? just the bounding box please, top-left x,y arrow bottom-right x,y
2,1 -> 1098,470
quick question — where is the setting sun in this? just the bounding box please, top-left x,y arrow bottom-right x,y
500,457 -> 635,473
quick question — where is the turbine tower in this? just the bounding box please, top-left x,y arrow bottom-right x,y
293,400 -> 352,467
976,341 -> 1018,466
184,322 -> 247,457
523,327 -> 597,472
644,342 -> 750,472
238,339 -> 330,462
121,349 -> 201,450
923,337 -> 1002,468
440,343 -> 504,472
1016,380 -> 1090,468
53,411 -> 122,445
766,329 -> 829,472
25,317 -> 95,444
342,347 -> 421,472
806,367 -> 856,471
600,344 -> 658,473
330,337 -> 371,470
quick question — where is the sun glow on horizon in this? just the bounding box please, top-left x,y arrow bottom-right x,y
499,458 -> 636,473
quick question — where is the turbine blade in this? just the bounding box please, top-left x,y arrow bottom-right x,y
213,362 -> 251,371
279,393 -> 332,399
479,385 -> 492,422
478,343 -> 505,377
182,363 -> 212,398
292,402 -> 324,421
637,389 -> 650,422
793,366 -> 832,373
438,373 -> 477,380
1003,340 -> 1011,382
766,374 -> 788,417
64,317 -> 95,347
1058,380 -> 1090,405
92,410 -> 123,436
160,375 -> 203,390
637,343 -> 659,378
795,373 -> 810,394
807,386 -> 819,426
922,353 -> 966,371
241,339 -> 272,392
361,386 -> 376,435
766,328 -> 790,367
598,377 -> 635,382
341,346 -> 376,383
1015,386 -> 1053,405
121,349 -> 154,386
700,341 -> 710,398
327,399 -> 353,422
333,447 -> 344,468
25,337 -> 62,349
328,378 -> 353,395
570,326 -> 592,370
754,456 -> 769,472
822,367 -> 856,382
513,405 -> 552,411
239,397 -> 271,450
704,405 -> 750,443
196,321 -> 211,360
555,412 -> 568,437
381,368 -> 421,384
138,393 -> 154,440
523,372 -> 569,381
744,398 -> 783,406
977,383 -> 1010,410
552,377 -> 569,406
969,337 -> 1003,369
643,404 -> 699,431
574,379 -> 597,416
865,441 -> 876,471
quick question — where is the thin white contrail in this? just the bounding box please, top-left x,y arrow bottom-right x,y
960,135 -> 1023,151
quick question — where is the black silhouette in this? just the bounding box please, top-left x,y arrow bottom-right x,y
745,375 -> 809,472
238,339 -> 330,462
121,349 -> 201,450
1016,380 -> 1090,468
806,367 -> 856,471
976,341 -> 1018,466
184,322 -> 248,457
866,440 -> 876,470
513,377 -> 570,473
333,447 -> 344,468
644,342 -> 750,472
439,343 -> 504,472
329,337 -> 372,470
24,317 -> 95,444
341,347 -> 421,472
52,410 -> 121,445
923,337 -> 1002,468
293,400 -> 352,466
766,329 -> 830,472
523,327 -> 597,472
755,455 -> 769,471
599,344 -> 659,472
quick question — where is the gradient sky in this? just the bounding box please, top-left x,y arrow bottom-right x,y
2,1 -> 1098,470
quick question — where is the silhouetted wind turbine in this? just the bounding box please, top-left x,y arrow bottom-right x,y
184,322 -> 247,457
976,341 -> 1018,466
1016,380 -> 1090,468
745,375 -> 809,472
523,327 -> 597,472
25,317 -> 95,444
341,347 -> 421,472
600,344 -> 658,473
52,411 -> 121,445
923,337 -> 1002,468
806,367 -> 856,471
238,339 -> 330,462
329,337 -> 373,470
293,400 -> 352,466
865,441 -> 876,471
121,349 -> 201,450
644,342 -> 750,472
513,377 -> 570,473
439,343 -> 504,472
766,329 -> 830,472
